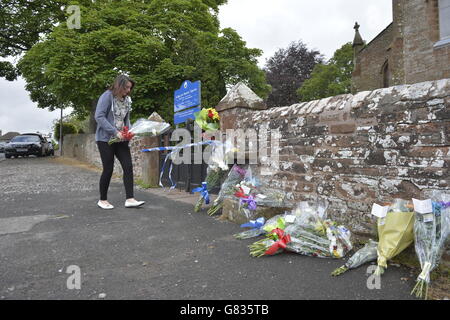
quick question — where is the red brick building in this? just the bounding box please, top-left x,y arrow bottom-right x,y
352,0 -> 450,92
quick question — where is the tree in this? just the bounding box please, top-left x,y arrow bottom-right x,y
264,40 -> 323,107
53,122 -> 78,141
0,0 -> 228,80
297,42 -> 354,102
16,0 -> 269,132
0,0 -> 71,80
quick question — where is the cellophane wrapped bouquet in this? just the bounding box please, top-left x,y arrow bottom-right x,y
207,164 -> 248,216
331,239 -> 378,276
372,199 -> 415,276
248,200 -> 352,259
231,166 -> 289,222
109,117 -> 171,144
410,192 -> 450,299
193,140 -> 236,212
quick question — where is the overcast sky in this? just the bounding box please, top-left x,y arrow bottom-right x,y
0,0 -> 392,136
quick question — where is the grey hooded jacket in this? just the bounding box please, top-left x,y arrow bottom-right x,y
95,90 -> 132,142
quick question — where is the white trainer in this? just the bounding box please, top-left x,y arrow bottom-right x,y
125,200 -> 145,208
97,201 -> 114,210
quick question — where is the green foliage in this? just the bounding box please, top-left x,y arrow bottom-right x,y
297,42 -> 354,102
0,0 -> 73,80
54,122 -> 78,141
16,0 -> 267,124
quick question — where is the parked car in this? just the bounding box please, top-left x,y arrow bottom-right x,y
0,141 -> 6,153
4,133 -> 49,158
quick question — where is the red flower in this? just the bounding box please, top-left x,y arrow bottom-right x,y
120,126 -> 134,141
234,187 -> 248,199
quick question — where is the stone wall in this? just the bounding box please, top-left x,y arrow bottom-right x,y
219,79 -> 449,237
62,134 -> 153,180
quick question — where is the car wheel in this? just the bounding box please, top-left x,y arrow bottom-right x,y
5,154 -> 11,159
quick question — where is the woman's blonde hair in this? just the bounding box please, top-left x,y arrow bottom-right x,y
109,74 -> 135,97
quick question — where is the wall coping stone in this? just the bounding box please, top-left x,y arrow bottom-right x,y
216,82 -> 267,112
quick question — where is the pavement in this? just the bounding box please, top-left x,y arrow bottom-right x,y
0,155 -> 418,300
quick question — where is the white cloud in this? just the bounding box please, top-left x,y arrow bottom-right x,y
0,77 -> 72,137
218,0 -> 393,65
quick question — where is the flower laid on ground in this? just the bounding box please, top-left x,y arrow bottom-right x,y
331,239 -> 378,276
109,118 -> 171,144
248,203 -> 352,259
410,196 -> 450,299
207,165 -> 247,216
194,107 -> 220,132
249,228 -> 292,257
372,199 -> 415,276
193,140 -> 234,212
193,167 -> 228,212
234,217 -> 266,240
234,215 -> 287,240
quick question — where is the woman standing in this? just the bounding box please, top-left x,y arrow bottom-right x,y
94,75 -> 145,209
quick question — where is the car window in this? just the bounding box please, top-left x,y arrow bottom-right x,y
10,135 -> 41,142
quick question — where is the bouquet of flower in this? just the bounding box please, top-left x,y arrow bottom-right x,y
193,140 -> 235,212
372,199 -> 415,276
248,201 -> 352,259
193,167 -> 228,212
410,194 -> 450,299
207,165 -> 247,216
194,107 -> 220,132
253,188 -> 288,208
331,239 -> 378,276
248,225 -> 333,258
234,215 -> 287,240
109,118 -> 171,144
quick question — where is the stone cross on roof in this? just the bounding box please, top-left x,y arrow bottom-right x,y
353,21 -> 364,47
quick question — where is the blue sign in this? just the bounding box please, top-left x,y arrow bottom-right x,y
174,106 -> 201,125
174,80 -> 201,113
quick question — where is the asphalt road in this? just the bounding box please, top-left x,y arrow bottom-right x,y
0,156 -> 417,300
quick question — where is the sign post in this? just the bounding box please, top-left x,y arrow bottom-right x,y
174,80 -> 201,124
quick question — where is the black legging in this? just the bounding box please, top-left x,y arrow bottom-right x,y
97,141 -> 134,200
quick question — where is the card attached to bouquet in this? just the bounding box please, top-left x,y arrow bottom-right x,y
241,185 -> 251,195
371,204 -> 389,218
371,203 -> 389,226
284,215 -> 296,224
412,199 -> 434,222
412,198 -> 433,214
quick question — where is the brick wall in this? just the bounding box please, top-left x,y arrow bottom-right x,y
222,79 -> 449,237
